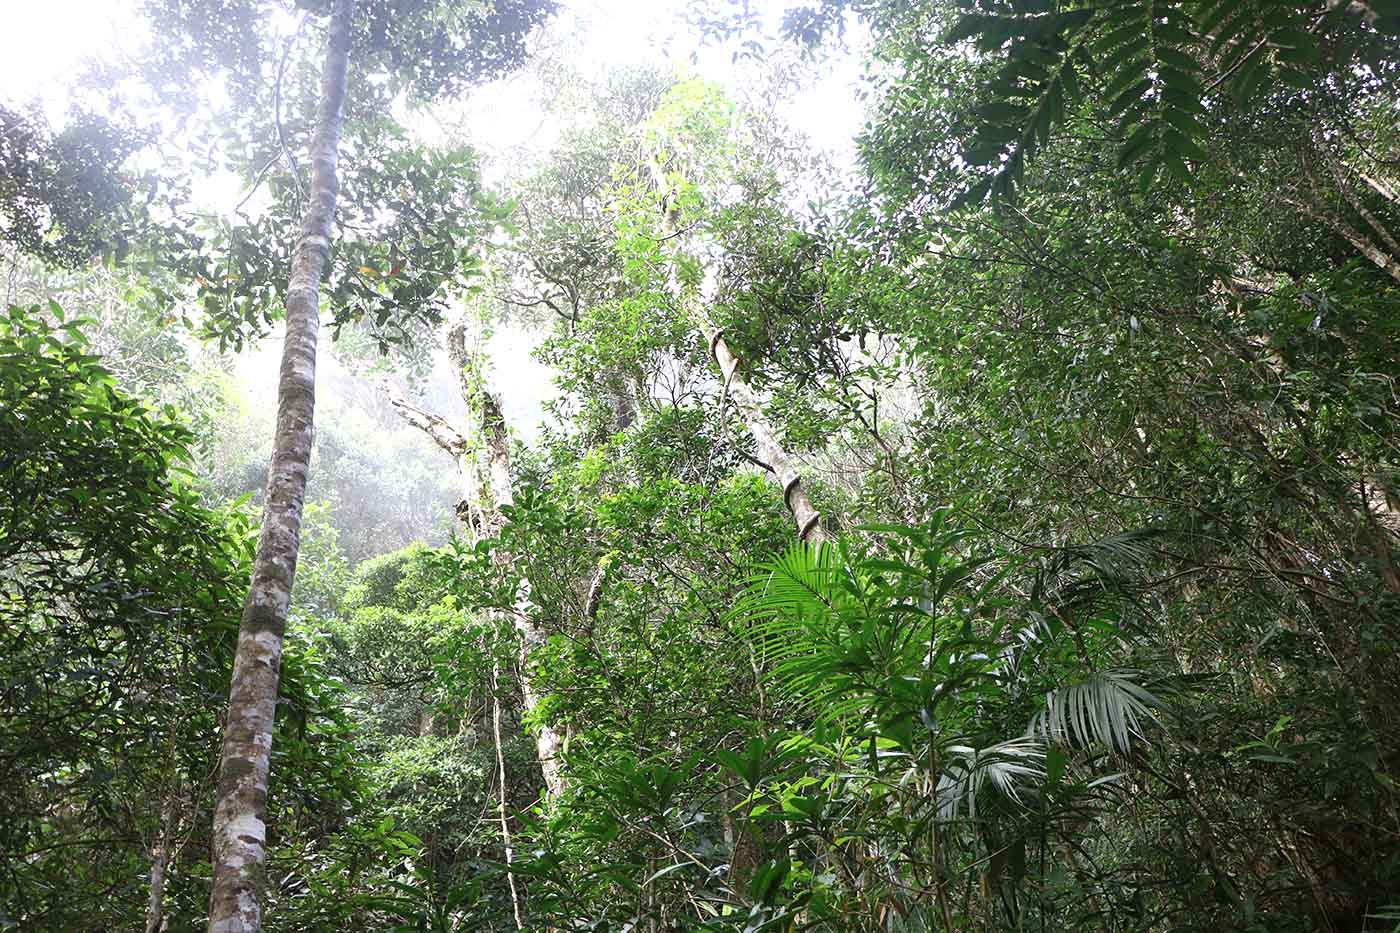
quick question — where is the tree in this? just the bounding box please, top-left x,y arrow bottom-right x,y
761,2 -> 1400,922
9,1 -> 1400,928
88,1 -> 558,927
205,7 -> 354,928
0,107 -> 149,265
386,320 -> 570,799
602,78 -> 833,544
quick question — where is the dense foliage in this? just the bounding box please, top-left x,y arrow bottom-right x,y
2,0 -> 1398,930
0,305 -> 245,926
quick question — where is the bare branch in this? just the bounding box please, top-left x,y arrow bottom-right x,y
379,380 -> 468,455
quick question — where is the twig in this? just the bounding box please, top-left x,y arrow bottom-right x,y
277,14 -> 310,204
233,155 -> 282,215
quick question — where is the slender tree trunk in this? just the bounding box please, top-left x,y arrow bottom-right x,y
385,320 -> 568,798
478,388 -> 568,798
1319,147 -> 1400,262
381,381 -> 481,530
1290,153 -> 1400,286
1359,170 -> 1400,208
1356,481 -> 1400,595
145,792 -> 178,933
645,155 -> 826,910
1298,194 -> 1400,285
146,845 -> 171,933
605,372 -> 638,430
207,3 -> 352,929
491,663 -> 525,931
647,159 -> 826,545
446,322 -> 567,797
145,735 -> 183,933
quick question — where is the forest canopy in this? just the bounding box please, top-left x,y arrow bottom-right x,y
2,0 -> 1399,930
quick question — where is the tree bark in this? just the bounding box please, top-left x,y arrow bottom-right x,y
207,3 -> 352,930
644,151 -> 827,907
605,371 -> 638,431
1358,170 -> 1400,208
1295,193 -> 1400,285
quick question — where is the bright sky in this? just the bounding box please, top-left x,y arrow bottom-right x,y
1,0 -> 870,442
3,1 -> 137,111
1,0 -> 866,142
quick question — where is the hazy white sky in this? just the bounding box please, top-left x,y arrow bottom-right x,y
4,1 -> 136,108
1,0 -> 866,141
2,0 -> 870,442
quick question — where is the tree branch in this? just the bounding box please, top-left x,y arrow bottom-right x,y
380,380 -> 468,455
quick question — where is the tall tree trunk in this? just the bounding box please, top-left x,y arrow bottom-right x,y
477,385 -> 569,798
605,371 -> 638,431
647,159 -> 826,546
1358,170 -> 1400,208
385,320 -> 568,798
645,155 -> 825,909
207,3 -> 352,929
1318,147 -> 1400,263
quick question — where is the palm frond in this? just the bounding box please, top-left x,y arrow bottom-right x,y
1034,528 -> 1163,610
936,737 -> 1047,822
735,539 -> 849,625
998,610 -> 1058,678
734,540 -> 865,712
1030,670 -> 1162,754
1064,529 -> 1161,582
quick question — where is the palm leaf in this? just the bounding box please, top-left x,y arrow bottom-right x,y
1034,528 -> 1162,608
936,737 -> 1047,821
1030,669 -> 1163,753
735,540 -> 865,712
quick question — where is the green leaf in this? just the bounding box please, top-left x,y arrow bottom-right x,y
1108,79 -> 1152,117
1163,128 -> 1210,163
1198,0 -> 1240,35
645,862 -> 695,885
946,13 -> 992,43
975,101 -> 1029,123
1117,125 -> 1156,167
1156,47 -> 1201,75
